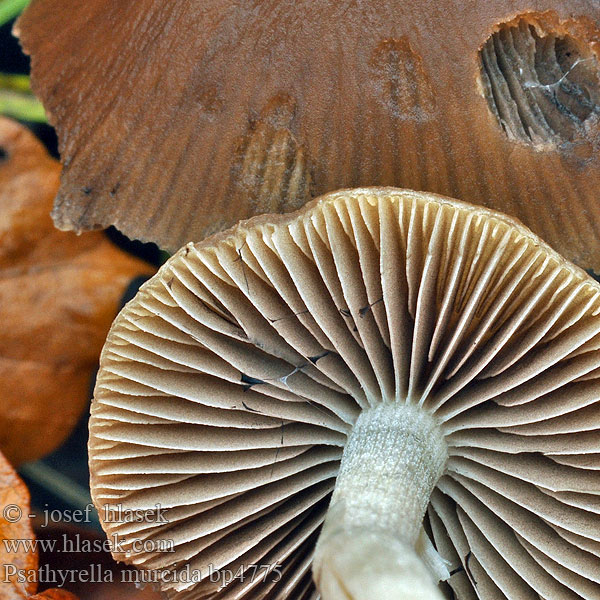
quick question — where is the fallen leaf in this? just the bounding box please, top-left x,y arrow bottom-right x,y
0,118 -> 154,465
0,451 -> 37,600
28,591 -> 78,600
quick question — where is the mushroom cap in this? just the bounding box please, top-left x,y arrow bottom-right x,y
0,117 -> 154,465
90,187 -> 600,599
15,1 -> 600,270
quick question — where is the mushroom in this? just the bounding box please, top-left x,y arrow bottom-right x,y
0,117 -> 154,464
89,188 -> 600,599
15,1 -> 600,271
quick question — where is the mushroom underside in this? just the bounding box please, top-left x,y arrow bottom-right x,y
90,188 -> 600,599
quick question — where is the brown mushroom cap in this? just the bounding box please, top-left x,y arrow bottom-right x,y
0,117 -> 154,465
0,451 -> 38,599
15,1 -> 600,270
90,188 -> 600,599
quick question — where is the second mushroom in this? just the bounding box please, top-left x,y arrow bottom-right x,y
89,188 -> 600,599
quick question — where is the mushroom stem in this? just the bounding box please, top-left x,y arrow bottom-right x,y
313,402 -> 448,599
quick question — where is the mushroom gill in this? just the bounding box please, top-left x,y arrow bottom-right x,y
89,188 -> 600,599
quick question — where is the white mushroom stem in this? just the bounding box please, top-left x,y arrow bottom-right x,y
313,403 -> 448,600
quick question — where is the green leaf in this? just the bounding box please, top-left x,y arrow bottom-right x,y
0,72 -> 31,93
0,89 -> 46,122
0,73 -> 46,122
0,0 -> 30,27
